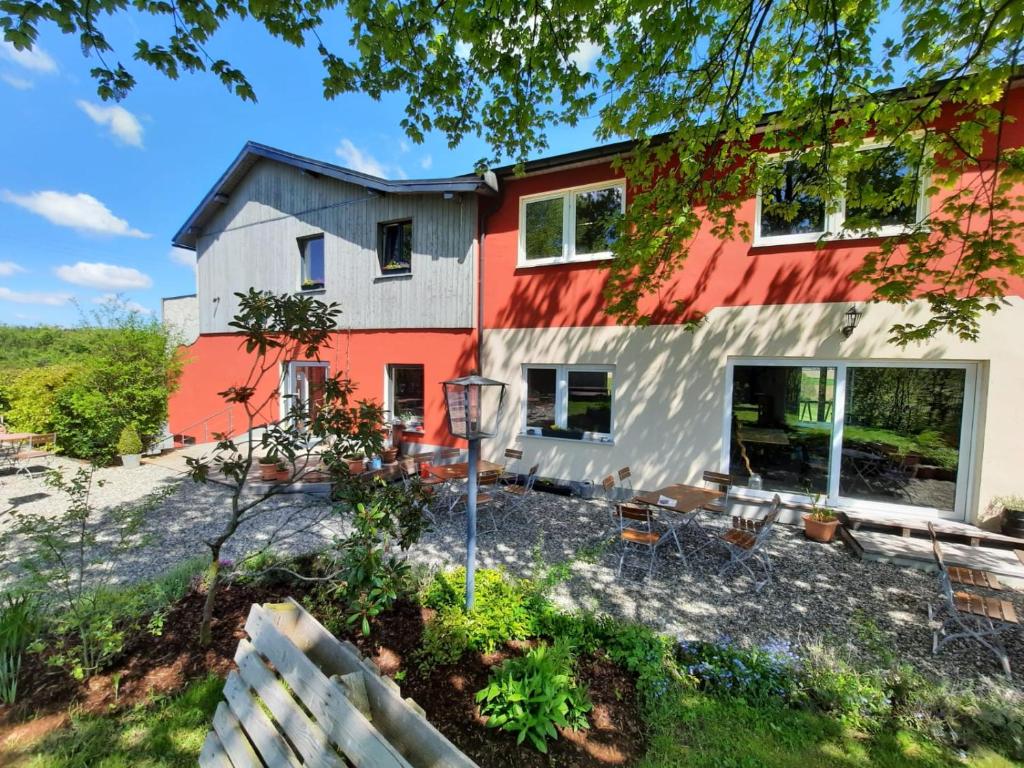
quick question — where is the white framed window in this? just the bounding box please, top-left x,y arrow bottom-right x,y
753,142 -> 930,247
298,234 -> 325,290
386,364 -> 425,429
518,180 -> 626,267
522,364 -> 615,441
282,361 -> 329,423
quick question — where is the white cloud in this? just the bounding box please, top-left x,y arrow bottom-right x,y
569,40 -> 603,73
93,293 -> 152,315
76,100 -> 144,148
169,246 -> 196,271
1,73 -> 33,90
0,40 -> 57,73
0,287 -> 71,306
55,261 -> 152,290
2,190 -> 150,238
420,155 -> 433,170
454,41 -> 472,59
0,261 -> 26,276
399,139 -> 411,153
335,139 -> 389,177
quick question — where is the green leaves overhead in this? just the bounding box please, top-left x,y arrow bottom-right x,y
4,0 -> 1023,341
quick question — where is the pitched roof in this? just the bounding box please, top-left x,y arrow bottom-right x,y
172,141 -> 496,249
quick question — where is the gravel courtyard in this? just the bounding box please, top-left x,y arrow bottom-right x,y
2,458 -> 1021,688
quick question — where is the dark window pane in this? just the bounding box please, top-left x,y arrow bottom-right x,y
392,365 -> 424,421
379,221 -> 412,274
524,197 -> 564,260
567,370 -> 612,434
840,367 -> 964,510
760,160 -> 826,237
526,368 -> 557,428
729,365 -> 835,494
301,236 -> 325,287
845,147 -> 919,229
574,186 -> 622,255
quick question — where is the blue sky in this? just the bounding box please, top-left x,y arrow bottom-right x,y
0,11 -> 603,326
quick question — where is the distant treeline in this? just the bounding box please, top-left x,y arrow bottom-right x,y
0,325 -> 119,371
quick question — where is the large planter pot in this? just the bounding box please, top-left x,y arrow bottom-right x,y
1002,507 -> 1024,539
381,447 -> 399,464
120,453 -> 141,469
275,466 -> 290,482
258,462 -> 277,481
803,514 -> 839,543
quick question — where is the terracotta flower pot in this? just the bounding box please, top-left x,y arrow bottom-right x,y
258,462 -> 277,481
275,466 -> 290,482
346,457 -> 365,474
804,514 -> 839,543
381,447 -> 399,464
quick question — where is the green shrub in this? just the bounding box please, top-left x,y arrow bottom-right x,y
476,638 -> 591,753
1,365 -> 81,434
0,591 -> 42,704
417,568 -> 543,668
796,644 -> 890,731
116,423 -> 143,455
676,638 -> 799,705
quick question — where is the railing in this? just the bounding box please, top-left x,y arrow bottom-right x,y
169,405 -> 236,447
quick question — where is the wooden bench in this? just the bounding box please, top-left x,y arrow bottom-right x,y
199,599 -> 478,768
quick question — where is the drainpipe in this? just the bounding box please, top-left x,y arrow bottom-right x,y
476,171 -> 504,373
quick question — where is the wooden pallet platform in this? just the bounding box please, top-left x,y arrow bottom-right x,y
839,509 -> 1024,549
842,527 -> 1024,586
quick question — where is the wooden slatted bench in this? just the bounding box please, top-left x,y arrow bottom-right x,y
199,598 -> 478,768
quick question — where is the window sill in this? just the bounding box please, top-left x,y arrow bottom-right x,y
515,254 -> 614,270
374,272 -> 413,282
297,287 -> 326,295
519,431 -> 614,446
752,225 -> 925,249
400,427 -> 425,436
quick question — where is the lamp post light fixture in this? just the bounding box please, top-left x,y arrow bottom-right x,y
441,373 -> 507,610
841,305 -> 863,338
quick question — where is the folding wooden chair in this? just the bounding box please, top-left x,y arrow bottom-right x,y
615,499 -> 681,579
928,523 -> 1018,677
716,494 -> 781,592
460,469 -> 503,532
15,433 -> 56,477
617,466 -> 634,495
701,470 -> 734,515
501,463 -> 539,522
499,448 -> 524,484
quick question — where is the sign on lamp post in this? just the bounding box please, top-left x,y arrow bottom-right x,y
441,373 -> 506,610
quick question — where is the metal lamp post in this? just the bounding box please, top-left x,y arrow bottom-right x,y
441,373 -> 506,610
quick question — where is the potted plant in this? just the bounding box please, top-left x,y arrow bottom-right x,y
117,424 -> 143,468
399,411 -> 421,432
258,455 -> 278,481
301,278 -> 323,291
995,495 -> 1024,539
275,461 -> 291,482
540,424 -> 584,440
803,493 -> 839,543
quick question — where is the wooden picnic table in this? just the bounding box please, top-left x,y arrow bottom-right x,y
633,483 -> 723,514
427,459 -> 503,481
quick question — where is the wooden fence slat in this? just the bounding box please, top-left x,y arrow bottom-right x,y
234,639 -> 346,768
212,701 -> 262,768
199,729 -> 235,768
223,670 -> 302,768
245,605 -> 413,768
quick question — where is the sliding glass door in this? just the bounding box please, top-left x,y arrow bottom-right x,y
725,360 -> 975,520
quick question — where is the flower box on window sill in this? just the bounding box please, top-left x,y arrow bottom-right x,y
540,427 -> 584,440
298,284 -> 325,294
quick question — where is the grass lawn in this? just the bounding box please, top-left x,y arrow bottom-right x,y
7,676 -> 223,768
642,692 -> 1019,768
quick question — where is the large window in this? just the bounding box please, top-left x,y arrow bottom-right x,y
726,360 -> 974,519
298,235 -> 325,290
523,365 -> 614,440
755,145 -> 926,246
520,182 -> 624,266
378,220 -> 413,276
388,364 -> 424,427
285,362 -> 328,424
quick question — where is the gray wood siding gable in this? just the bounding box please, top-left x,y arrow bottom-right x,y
196,160 -> 476,333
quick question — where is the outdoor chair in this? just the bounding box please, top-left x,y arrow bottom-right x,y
500,463 -> 539,522
460,468 -> 503,533
15,433 -> 56,477
701,470 -> 734,515
499,448 -> 524,485
715,494 -> 781,592
615,499 -> 679,579
617,466 -> 634,495
927,523 -> 1018,677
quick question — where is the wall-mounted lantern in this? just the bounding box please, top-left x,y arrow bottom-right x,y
841,305 -> 863,338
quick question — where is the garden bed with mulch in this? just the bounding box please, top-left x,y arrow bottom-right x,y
1,582 -> 645,768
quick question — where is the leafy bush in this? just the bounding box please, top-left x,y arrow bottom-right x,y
676,637 -> 800,705
0,365 -> 81,434
476,638 -> 591,752
798,644 -> 891,731
116,424 -> 143,455
417,568 -> 543,668
0,592 -> 42,704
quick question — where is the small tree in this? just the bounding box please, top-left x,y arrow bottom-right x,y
186,289 -> 389,646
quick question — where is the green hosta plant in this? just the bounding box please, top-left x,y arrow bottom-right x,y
475,639 -> 591,753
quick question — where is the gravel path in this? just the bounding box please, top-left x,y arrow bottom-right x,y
3,460 -> 1020,690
